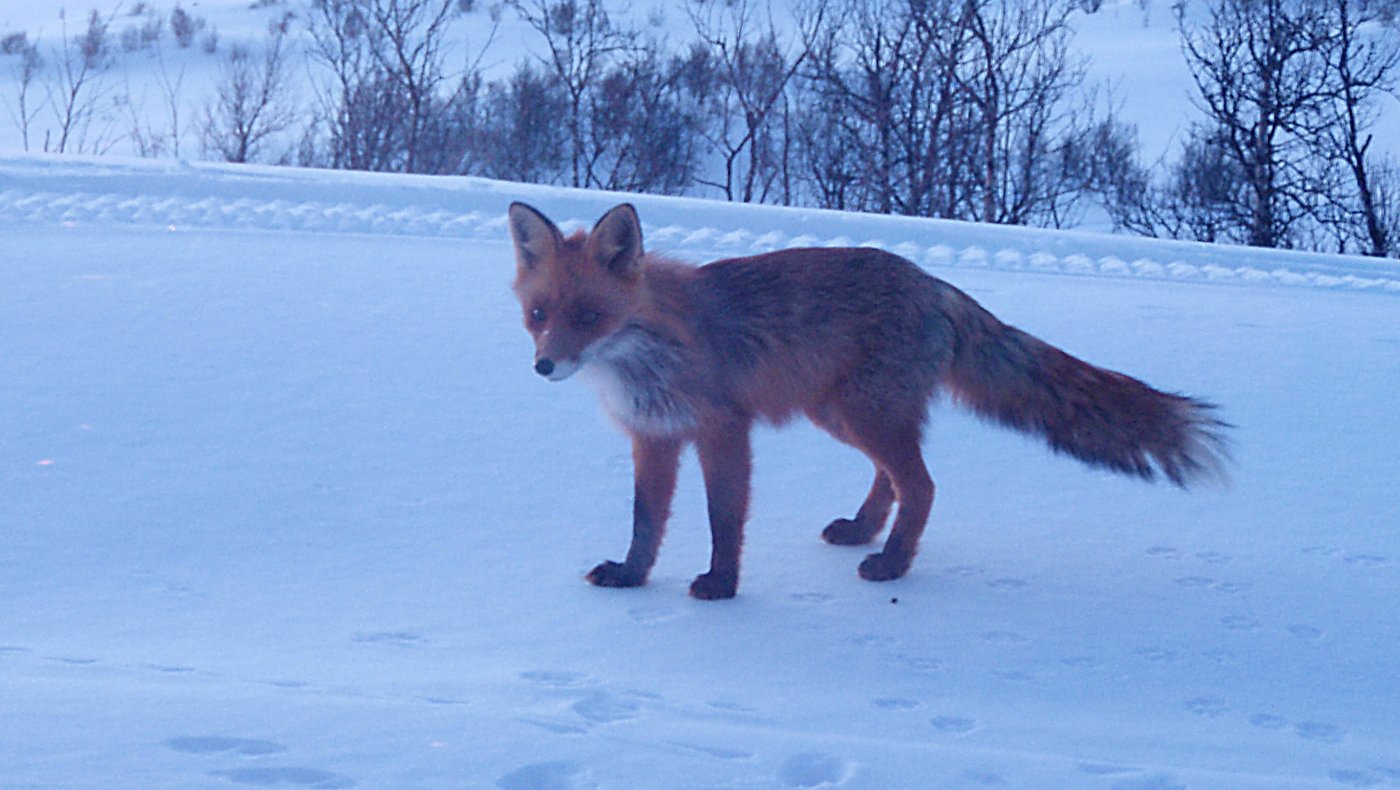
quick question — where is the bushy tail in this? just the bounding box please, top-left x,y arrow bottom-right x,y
943,308 -> 1230,487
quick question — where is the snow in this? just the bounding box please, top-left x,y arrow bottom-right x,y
3,153 -> 1400,788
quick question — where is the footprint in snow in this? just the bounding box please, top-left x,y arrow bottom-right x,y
671,741 -> 753,761
1248,713 -> 1288,730
1110,773 -> 1188,790
961,769 -> 1006,785
1146,546 -> 1183,560
1343,553 -> 1388,567
1329,768 -> 1390,787
979,630 -> 1030,645
929,715 -> 977,734
778,753 -> 852,788
1184,697 -> 1228,718
350,631 -> 422,648
871,697 -> 919,711
207,767 -> 355,788
520,670 -> 593,688
571,693 -> 640,724
497,760 -> 596,790
1220,614 -> 1262,632
1287,624 -> 1324,640
1295,721 -> 1346,744
896,654 -> 942,673
1134,647 -> 1181,664
1077,763 -> 1138,776
627,606 -> 682,625
166,737 -> 288,756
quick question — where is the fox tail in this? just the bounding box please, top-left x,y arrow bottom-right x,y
943,308 -> 1230,487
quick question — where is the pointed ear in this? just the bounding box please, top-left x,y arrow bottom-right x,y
586,204 -> 643,278
508,202 -> 563,273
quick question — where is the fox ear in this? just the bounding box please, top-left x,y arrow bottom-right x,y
509,202 -> 563,273
587,204 -> 643,278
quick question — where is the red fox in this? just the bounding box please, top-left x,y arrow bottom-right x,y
509,202 -> 1229,599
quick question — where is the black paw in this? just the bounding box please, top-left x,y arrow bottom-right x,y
586,561 -> 646,588
822,517 -> 879,546
689,571 -> 737,600
858,552 -> 911,582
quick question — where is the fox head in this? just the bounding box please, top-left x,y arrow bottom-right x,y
509,202 -> 645,381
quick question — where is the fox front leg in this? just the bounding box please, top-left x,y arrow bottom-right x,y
689,418 -> 753,600
586,434 -> 683,589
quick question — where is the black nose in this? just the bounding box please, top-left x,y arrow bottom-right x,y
534,358 -> 555,377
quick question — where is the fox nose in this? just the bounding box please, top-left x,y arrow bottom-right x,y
534,358 -> 555,377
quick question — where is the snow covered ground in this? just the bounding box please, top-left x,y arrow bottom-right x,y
3,155 -> 1400,788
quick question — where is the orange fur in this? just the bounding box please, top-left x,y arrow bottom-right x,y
509,202 -> 1230,599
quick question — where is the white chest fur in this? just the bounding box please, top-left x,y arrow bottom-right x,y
581,328 -> 697,436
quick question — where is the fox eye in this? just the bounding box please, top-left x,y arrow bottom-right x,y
529,307 -> 546,325
577,309 -> 601,327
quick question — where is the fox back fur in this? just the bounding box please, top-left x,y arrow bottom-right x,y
509,202 -> 1229,599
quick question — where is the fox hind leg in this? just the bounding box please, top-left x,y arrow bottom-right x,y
822,469 -> 894,546
858,441 -> 933,581
841,416 -> 934,582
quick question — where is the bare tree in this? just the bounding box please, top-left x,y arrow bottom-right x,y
477,61 -> 570,183
306,0 -> 489,173
683,0 -> 823,203
797,0 -> 1094,225
364,0 -> 458,172
45,9 -> 120,154
1314,0 -> 1400,256
306,0 -> 399,170
201,16 -> 297,163
1,33 -> 46,152
587,41 -> 701,193
1178,0 -> 1335,249
508,0 -> 636,188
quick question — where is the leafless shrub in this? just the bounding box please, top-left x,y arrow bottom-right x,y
201,16 -> 298,163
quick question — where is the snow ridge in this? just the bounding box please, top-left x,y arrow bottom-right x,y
4,163 -> 1400,295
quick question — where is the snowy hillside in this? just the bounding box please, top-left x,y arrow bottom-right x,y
3,155 -> 1400,789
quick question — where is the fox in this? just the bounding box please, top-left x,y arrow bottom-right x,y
509,201 -> 1229,600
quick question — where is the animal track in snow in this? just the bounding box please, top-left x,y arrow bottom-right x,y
1248,713 -> 1288,730
570,693 -> 641,724
520,670 -> 593,688
351,631 -> 423,648
166,737 -> 288,756
1220,614 -> 1263,632
778,752 -> 852,788
626,606 -> 683,625
1287,624 -> 1324,640
207,766 -> 355,788
496,760 -> 595,790
1294,721 -> 1347,744
1184,697 -> 1228,718
1134,647 -> 1181,664
670,741 -> 753,760
979,630 -> 1030,645
929,715 -> 978,734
